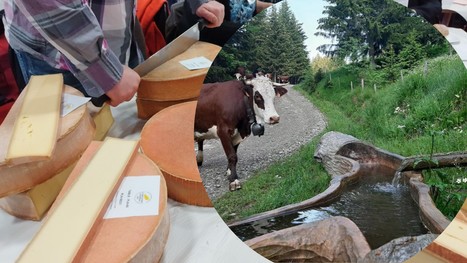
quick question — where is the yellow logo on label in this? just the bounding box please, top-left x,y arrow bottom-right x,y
135,191 -> 152,204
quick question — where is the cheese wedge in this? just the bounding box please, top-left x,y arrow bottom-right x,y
51,141 -> 170,263
0,162 -> 76,220
0,86 -> 95,198
90,104 -> 114,141
5,74 -> 63,165
18,137 -> 138,263
0,102 -> 113,220
140,101 -> 212,207
136,41 -> 221,119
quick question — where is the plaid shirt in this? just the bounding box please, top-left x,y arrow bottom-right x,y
3,0 -> 144,97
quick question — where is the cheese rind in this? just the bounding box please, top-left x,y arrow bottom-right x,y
48,142 -> 170,263
5,74 -> 63,165
17,137 -> 138,263
140,102 -> 212,207
0,85 -> 95,198
0,163 -> 76,220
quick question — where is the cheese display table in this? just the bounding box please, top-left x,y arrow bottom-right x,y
0,97 -> 270,263
137,41 -> 221,119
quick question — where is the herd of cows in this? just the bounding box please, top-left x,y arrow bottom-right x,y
194,69 -> 289,191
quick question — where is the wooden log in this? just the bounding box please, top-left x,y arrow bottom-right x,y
0,86 -> 96,198
140,101 -> 212,207
400,152 -> 467,171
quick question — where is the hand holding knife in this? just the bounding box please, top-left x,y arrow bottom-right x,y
90,20 -> 208,107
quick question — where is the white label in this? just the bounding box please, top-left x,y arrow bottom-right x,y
104,176 -> 160,219
61,94 -> 91,116
179,56 -> 213,70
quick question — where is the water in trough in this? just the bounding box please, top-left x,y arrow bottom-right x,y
231,167 -> 429,249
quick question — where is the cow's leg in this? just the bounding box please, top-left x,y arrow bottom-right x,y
196,139 -> 204,166
217,127 -> 241,191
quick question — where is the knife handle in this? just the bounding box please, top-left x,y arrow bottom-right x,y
198,18 -> 208,31
90,94 -> 110,107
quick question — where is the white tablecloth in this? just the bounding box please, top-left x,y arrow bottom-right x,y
0,98 -> 270,263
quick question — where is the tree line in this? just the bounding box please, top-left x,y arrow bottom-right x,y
205,0 -> 310,84
315,0 -> 449,72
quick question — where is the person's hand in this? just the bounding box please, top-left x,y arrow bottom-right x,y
256,1 -> 273,14
105,66 -> 140,107
196,1 -> 224,28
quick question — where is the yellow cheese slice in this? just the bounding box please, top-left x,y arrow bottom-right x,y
90,104 -> 114,141
18,137 -> 138,263
0,162 -> 76,220
5,74 -> 63,165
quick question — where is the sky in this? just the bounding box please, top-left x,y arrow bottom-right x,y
285,0 -> 331,60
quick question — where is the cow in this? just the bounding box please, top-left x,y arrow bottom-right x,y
194,76 -> 288,191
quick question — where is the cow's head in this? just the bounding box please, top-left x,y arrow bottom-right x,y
244,76 -> 288,125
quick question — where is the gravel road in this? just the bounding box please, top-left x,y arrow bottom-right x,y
198,85 -> 327,200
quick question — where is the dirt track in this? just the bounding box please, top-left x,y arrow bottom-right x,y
198,85 -> 327,200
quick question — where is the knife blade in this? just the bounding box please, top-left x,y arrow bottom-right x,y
91,20 -> 207,107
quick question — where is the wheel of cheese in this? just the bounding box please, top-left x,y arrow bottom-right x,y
136,41 -> 221,119
136,96 -> 198,120
140,101 -> 212,207
138,41 -> 221,101
0,85 -> 96,197
0,104 -> 112,220
46,141 -> 170,263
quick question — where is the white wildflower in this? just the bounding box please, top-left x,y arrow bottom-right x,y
456,178 -> 462,184
397,125 -> 405,129
463,178 -> 467,183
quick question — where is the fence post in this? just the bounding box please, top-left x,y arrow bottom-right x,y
361,78 -> 364,90
351,81 -> 353,91
374,83 -> 377,93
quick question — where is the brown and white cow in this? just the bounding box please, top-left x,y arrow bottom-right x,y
194,76 -> 288,191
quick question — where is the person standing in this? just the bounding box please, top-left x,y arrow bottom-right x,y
3,0 -> 224,107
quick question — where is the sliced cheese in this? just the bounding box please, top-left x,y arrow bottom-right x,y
0,162 -> 76,220
5,74 -> 63,165
52,141 -> 170,263
90,104 -> 114,141
140,101 -> 212,207
18,137 -> 138,263
0,86 -> 95,198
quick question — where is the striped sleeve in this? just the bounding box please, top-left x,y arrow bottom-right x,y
13,0 -> 123,96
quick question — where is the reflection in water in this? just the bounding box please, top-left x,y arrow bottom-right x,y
231,168 -> 428,249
